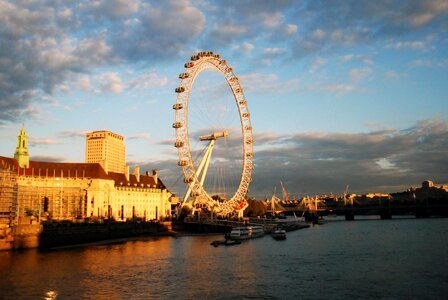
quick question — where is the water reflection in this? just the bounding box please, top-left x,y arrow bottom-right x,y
0,218 -> 447,299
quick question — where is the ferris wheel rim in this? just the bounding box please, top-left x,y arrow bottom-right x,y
173,52 -> 253,214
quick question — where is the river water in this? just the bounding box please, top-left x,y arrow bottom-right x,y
0,217 -> 447,299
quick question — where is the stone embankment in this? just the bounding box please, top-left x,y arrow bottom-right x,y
0,224 -> 42,250
0,221 -> 171,251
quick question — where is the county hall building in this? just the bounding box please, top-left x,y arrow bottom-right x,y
0,129 -> 173,225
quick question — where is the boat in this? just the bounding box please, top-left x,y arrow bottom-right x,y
210,239 -> 241,247
271,227 -> 286,240
228,225 -> 264,240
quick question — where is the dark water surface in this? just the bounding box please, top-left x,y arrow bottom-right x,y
1,217 -> 447,299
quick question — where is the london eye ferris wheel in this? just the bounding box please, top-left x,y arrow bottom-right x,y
172,51 -> 253,217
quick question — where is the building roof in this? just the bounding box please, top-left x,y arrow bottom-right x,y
0,156 -> 167,190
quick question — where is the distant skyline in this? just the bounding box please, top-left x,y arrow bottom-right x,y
0,0 -> 447,199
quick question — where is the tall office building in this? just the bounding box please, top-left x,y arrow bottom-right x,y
85,130 -> 126,174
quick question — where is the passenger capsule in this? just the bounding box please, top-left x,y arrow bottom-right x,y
179,73 -> 189,79
245,138 -> 253,144
239,100 -> 247,105
245,125 -> 252,130
246,152 -> 254,158
175,87 -> 185,93
172,103 -> 183,110
214,54 -> 220,59
185,62 -> 194,68
174,141 -> 184,148
235,88 -> 242,93
191,55 -> 199,61
184,177 -> 193,183
242,112 -> 250,118
225,67 -> 233,73
229,77 -> 238,83
172,122 -> 183,128
178,160 -> 188,167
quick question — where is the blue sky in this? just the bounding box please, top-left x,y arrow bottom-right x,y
0,0 -> 447,199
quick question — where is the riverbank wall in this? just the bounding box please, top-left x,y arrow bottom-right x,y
0,221 -> 171,251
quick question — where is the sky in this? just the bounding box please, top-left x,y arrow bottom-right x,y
0,0 -> 447,199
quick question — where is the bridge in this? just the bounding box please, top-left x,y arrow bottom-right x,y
279,203 -> 448,220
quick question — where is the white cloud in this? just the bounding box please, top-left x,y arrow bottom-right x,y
76,75 -> 93,92
389,41 -> 428,51
128,71 -> 168,89
309,57 -> 326,73
384,70 -> 408,80
312,29 -> 326,40
407,0 -> 448,27
239,73 -> 300,94
29,137 -> 60,146
340,54 -> 354,63
99,72 -> 124,94
376,158 -> 397,170
284,24 -> 298,36
350,68 -> 372,81
261,12 -> 283,28
128,133 -> 150,140
264,48 -> 286,56
411,59 -> 448,68
234,42 -> 254,55
323,84 -> 355,95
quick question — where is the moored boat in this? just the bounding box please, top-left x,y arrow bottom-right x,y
229,225 -> 264,240
271,227 -> 286,240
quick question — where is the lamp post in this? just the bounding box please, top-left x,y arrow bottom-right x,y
56,178 -> 62,221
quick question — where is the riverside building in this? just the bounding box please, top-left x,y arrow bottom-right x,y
85,130 -> 126,174
0,128 -> 173,225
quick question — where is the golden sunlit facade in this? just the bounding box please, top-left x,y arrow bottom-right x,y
0,129 -> 173,225
85,130 -> 126,174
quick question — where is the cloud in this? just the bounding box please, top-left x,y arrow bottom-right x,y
350,68 -> 372,81
76,75 -> 93,93
30,154 -> 66,162
387,40 -> 429,51
248,116 -> 448,197
239,73 -> 300,95
233,42 -> 254,56
0,1 -> 114,124
261,12 -> 283,28
113,0 -> 205,61
384,70 -> 408,80
57,131 -> 87,139
127,133 -> 150,140
406,0 -> 448,27
318,83 -> 355,95
290,0 -> 448,60
309,57 -> 326,73
146,117 -> 447,199
81,0 -> 140,19
128,70 -> 168,89
206,24 -> 249,46
263,48 -> 286,56
284,24 -> 298,36
99,72 -> 124,94
29,137 -> 61,146
411,59 -> 448,68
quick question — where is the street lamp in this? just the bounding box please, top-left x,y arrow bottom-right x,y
56,178 -> 62,221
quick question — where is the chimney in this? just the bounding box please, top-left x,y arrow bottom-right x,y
153,169 -> 158,185
134,166 -> 140,182
125,166 -> 130,182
